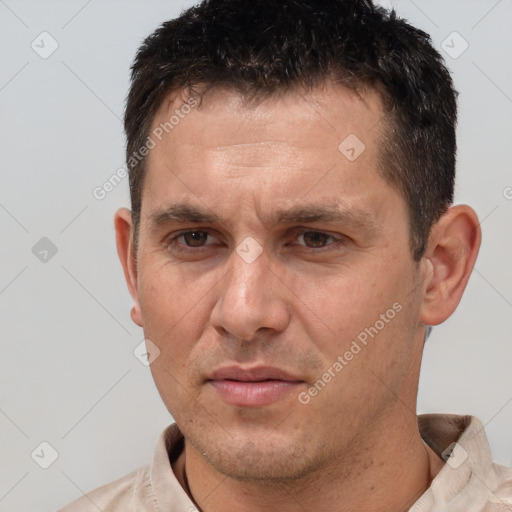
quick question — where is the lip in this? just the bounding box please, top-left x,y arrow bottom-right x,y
209,366 -> 302,382
207,366 -> 304,407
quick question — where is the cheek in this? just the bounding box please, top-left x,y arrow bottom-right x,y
294,273 -> 381,342
139,258 -> 210,325
137,262 -> 216,371
299,263 -> 415,364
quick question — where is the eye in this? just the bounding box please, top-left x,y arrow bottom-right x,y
166,230 -> 220,251
179,231 -> 210,247
295,230 -> 345,249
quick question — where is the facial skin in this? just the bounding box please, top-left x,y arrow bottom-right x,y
115,82 -> 481,511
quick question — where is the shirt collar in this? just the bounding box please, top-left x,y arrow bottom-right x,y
149,423 -> 192,511
411,414 -> 497,510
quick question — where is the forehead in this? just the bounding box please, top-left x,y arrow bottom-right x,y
151,81 -> 385,147
141,81 -> 396,229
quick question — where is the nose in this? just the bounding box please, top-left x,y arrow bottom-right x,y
209,243 -> 291,342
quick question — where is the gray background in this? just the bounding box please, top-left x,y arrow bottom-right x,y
0,0 -> 511,510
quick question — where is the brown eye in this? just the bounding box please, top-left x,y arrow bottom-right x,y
300,231 -> 333,248
182,231 -> 209,247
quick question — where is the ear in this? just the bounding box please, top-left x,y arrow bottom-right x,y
419,205 -> 481,326
114,208 -> 143,327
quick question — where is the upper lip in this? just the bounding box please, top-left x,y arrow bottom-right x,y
208,366 -> 303,382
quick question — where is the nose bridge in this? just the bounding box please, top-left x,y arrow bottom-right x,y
230,244 -> 268,305
210,242 -> 290,340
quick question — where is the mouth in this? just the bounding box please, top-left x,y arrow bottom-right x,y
207,366 -> 304,407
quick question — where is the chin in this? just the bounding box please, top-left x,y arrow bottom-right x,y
188,428 -> 324,483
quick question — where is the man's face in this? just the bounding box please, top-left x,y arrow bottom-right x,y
131,83 -> 428,481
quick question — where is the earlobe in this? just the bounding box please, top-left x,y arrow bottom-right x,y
130,305 -> 142,326
419,205 -> 481,326
114,208 -> 143,327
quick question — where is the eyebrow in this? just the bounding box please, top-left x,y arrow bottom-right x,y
148,202 -> 380,234
149,204 -> 222,225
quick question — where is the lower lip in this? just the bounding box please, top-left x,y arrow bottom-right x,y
209,380 -> 302,407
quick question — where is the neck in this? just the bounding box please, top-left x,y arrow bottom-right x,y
172,407 -> 445,512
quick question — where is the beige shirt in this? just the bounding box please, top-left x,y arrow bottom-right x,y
59,415 -> 512,512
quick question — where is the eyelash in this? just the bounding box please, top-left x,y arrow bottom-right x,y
165,228 -> 347,253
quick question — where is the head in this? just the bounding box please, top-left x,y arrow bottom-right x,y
115,0 -> 480,484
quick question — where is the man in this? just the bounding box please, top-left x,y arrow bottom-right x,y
60,0 -> 512,510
